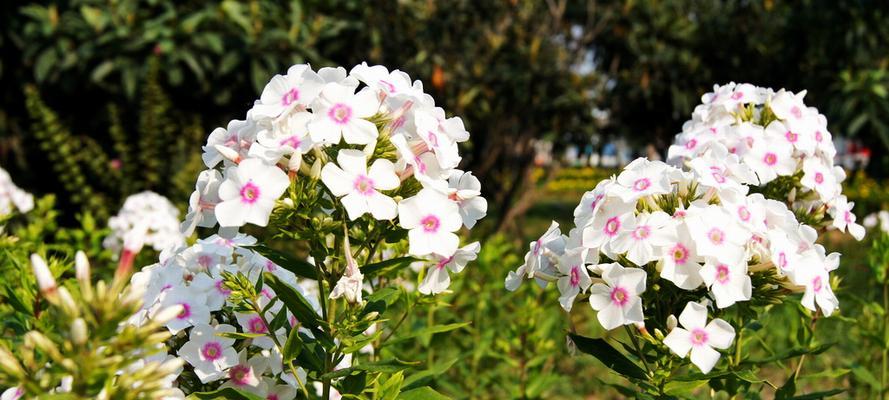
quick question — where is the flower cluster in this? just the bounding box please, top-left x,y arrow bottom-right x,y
103,191 -> 185,256
667,82 -> 864,240
506,157 -> 842,372
0,167 -> 33,217
128,234 -> 317,396
183,62 -> 486,293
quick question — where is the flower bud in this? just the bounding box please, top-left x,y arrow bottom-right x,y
157,357 -> 184,376
152,304 -> 184,325
565,335 -> 577,356
310,158 -> 323,179
213,144 -> 241,164
56,287 -> 79,317
75,251 -> 91,286
0,346 -> 25,378
30,254 -> 56,295
71,318 -> 88,345
666,314 -> 677,332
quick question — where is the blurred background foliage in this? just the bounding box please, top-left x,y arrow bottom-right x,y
2,1 -> 889,398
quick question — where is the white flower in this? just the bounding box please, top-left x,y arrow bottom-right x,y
104,191 -> 185,254
663,301 -> 735,373
398,188 -> 462,256
418,242 -> 480,295
742,122 -> 795,184
154,287 -> 210,333
828,196 -> 865,240
700,260 -> 752,308
251,64 -> 324,119
321,149 -> 399,220
685,204 -> 751,266
588,263 -> 646,330
555,249 -> 592,312
582,197 -> 636,253
330,235 -> 364,303
182,169 -> 224,236
609,211 -> 673,267
520,221 -> 566,279
202,119 -> 257,168
445,170 -> 488,229
308,83 -> 381,145
179,323 -> 238,383
1,387 -> 23,400
795,247 -> 839,316
659,223 -> 705,290
250,111 -> 315,169
264,382 -> 297,400
215,159 -> 290,228
612,158 -> 673,201
0,167 -> 34,216
220,351 -> 268,395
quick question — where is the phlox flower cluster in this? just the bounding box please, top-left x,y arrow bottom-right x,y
129,234 -> 318,396
667,82 -> 864,240
103,191 -> 185,255
182,62 -> 487,295
506,157 -> 842,373
0,167 -> 34,216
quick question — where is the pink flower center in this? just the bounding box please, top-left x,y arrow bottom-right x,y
633,178 -> 651,191
763,152 -> 778,166
590,194 -> 603,211
201,341 -> 223,361
266,260 -> 277,272
604,217 -> 621,236
631,225 -> 651,240
177,303 -> 191,320
328,103 -> 353,124
814,172 -> 824,184
353,175 -> 376,196
707,228 -> 725,245
198,255 -> 213,268
229,364 -> 252,386
671,244 -> 689,264
281,88 -> 300,106
685,139 -> 697,150
812,276 -> 823,292
690,328 -> 708,346
569,266 -> 581,287
240,182 -> 261,204
715,264 -> 730,284
737,206 -> 751,222
421,215 -> 441,233
532,239 -> 543,256
815,130 -> 823,142
268,396 -> 279,400
785,131 -> 798,143
844,211 -> 852,224
413,156 -> 428,174
247,316 -> 267,334
379,80 -> 397,93
279,135 -> 302,148
778,252 -> 789,269
731,91 -> 744,100
610,286 -> 629,306
437,256 -> 453,270
790,106 -> 803,119
215,280 -> 231,295
427,131 -> 439,147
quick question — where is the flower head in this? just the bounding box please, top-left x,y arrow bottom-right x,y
663,301 -> 735,373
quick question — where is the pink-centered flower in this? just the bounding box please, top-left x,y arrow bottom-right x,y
555,249 -> 593,312
215,159 -> 290,228
308,83 -> 381,145
398,188 -> 462,257
663,301 -> 735,373
178,323 -> 238,383
419,242 -> 481,295
321,149 -> 400,220
588,263 -> 646,330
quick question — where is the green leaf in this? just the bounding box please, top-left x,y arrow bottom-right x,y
776,372 -> 797,400
253,245 -> 318,279
743,343 -> 834,365
403,357 -> 460,390
664,379 -> 708,396
850,364 -> 881,389
262,272 -> 333,348
362,257 -> 419,278
79,6 -> 106,31
378,371 -> 405,399
340,371 -> 367,395
282,326 -> 302,363
34,48 -> 57,82
568,334 -> 647,380
319,358 -> 420,380
383,322 -> 472,347
218,331 -> 268,340
187,387 -> 264,400
789,389 -> 845,399
397,386 -> 451,400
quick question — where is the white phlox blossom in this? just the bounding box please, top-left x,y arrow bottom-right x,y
663,301 -> 735,373
103,191 -> 185,255
0,167 -> 34,216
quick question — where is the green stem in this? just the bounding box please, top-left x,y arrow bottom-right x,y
249,297 -> 308,397
882,279 -> 888,393
624,325 -> 652,378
